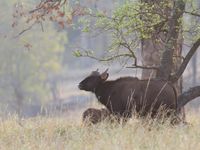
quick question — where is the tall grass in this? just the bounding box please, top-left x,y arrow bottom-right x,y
0,111 -> 200,150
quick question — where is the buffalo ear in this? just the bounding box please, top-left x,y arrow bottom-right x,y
100,73 -> 109,80
100,69 -> 109,81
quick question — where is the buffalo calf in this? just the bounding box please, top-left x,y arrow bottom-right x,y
82,108 -> 110,125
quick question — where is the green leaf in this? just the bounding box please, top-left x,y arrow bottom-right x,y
73,50 -> 82,57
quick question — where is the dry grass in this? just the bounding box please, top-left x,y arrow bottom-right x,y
0,111 -> 200,150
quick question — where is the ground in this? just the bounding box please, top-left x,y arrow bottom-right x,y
0,110 -> 200,150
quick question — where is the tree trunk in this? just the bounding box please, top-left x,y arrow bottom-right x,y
141,35 -> 163,79
13,80 -> 24,118
172,31 -> 185,120
140,0 -> 185,120
140,0 -> 166,79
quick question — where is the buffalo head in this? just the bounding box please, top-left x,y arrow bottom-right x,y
79,69 -> 109,92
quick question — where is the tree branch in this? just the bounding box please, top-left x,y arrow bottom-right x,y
170,37 -> 200,83
29,0 -> 66,14
184,11 -> 200,17
177,86 -> 200,110
14,22 -> 37,38
126,65 -> 159,70
81,53 -> 133,62
119,42 -> 136,58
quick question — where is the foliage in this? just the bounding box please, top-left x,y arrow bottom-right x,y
0,1 -> 67,112
72,0 -> 200,67
183,0 -> 200,43
12,0 -> 85,30
73,0 -> 171,64
11,0 -> 200,68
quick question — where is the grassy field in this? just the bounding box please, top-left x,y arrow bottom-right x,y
0,110 -> 200,150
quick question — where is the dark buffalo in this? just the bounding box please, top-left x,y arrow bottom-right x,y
79,69 -> 177,121
82,108 -> 110,125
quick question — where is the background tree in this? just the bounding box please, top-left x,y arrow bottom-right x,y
0,0 -> 67,116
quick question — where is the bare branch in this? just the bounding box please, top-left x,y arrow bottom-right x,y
14,22 -> 37,38
29,0 -> 46,13
177,86 -> 200,110
126,65 -> 159,70
119,42 -> 136,58
80,53 -> 134,62
29,0 -> 66,14
184,11 -> 200,17
40,22 -> 44,32
170,37 -> 200,83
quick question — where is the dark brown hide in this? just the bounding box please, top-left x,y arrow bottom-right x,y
82,108 -> 110,125
79,70 -> 177,120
